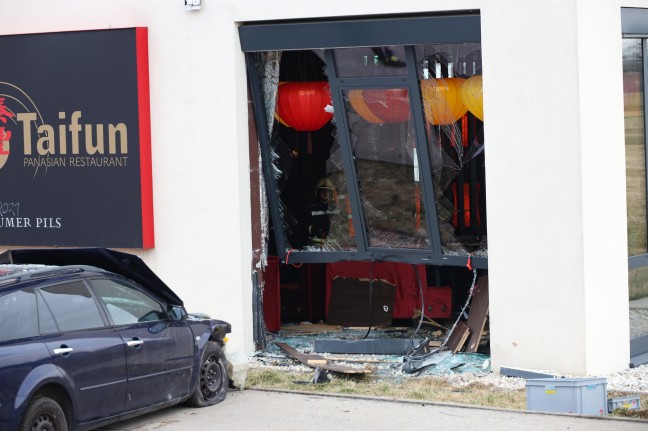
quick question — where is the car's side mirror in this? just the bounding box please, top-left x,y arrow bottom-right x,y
168,305 -> 186,321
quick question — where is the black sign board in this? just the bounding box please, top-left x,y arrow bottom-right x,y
0,28 -> 154,248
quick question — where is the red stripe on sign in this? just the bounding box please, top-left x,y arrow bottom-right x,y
136,27 -> 155,248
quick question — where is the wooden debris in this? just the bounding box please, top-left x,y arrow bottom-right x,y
412,309 -> 447,331
444,321 -> 470,353
464,275 -> 489,353
275,342 -> 371,374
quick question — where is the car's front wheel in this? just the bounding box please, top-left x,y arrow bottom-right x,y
20,396 -> 68,431
189,341 -> 228,407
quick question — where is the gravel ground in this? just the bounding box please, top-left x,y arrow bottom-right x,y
248,354 -> 648,394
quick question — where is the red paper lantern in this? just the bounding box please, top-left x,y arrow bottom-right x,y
275,81 -> 333,131
362,88 -> 411,123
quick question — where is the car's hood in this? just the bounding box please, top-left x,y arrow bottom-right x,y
0,248 -> 183,306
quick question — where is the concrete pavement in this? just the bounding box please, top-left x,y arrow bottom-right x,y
97,389 -> 647,431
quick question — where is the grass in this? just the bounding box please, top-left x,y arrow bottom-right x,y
247,367 -> 522,410
246,368 -> 648,419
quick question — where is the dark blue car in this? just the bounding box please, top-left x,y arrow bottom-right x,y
0,248 -> 231,431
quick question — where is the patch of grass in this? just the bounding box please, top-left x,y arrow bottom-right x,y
246,368 -> 526,410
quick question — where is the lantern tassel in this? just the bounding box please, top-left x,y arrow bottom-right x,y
307,131 -> 313,154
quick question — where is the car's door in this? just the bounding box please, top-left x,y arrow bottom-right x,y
37,280 -> 127,423
0,287 -> 52,421
89,278 -> 195,410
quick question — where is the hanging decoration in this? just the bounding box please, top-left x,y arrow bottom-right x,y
460,75 -> 484,121
275,81 -> 333,131
273,83 -> 291,127
362,88 -> 411,123
348,90 -> 383,124
420,78 -> 467,125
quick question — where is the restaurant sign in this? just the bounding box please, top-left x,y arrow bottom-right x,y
0,28 -> 154,248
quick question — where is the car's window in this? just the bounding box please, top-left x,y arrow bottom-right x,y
0,288 -> 38,342
37,292 -> 59,334
39,281 -> 105,331
90,278 -> 165,325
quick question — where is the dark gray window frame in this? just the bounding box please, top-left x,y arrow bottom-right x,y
241,12 -> 487,269
623,8 -> 648,270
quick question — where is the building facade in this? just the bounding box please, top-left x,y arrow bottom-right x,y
1,0 -> 645,375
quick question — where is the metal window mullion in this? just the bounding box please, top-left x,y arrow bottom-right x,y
405,46 -> 443,252
324,49 -> 369,254
642,39 -> 648,256
244,52 -> 289,260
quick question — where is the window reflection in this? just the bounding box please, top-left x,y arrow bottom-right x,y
623,39 -> 647,256
334,46 -> 407,78
344,88 -> 429,249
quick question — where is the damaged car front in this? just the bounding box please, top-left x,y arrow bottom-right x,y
0,248 -> 231,431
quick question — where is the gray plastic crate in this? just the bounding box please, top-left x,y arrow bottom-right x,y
526,377 -> 607,416
608,395 -> 641,412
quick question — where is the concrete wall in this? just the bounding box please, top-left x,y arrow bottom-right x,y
0,0 -> 636,374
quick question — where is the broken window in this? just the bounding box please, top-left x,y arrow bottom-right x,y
242,14 -> 490,361
243,14 -> 487,267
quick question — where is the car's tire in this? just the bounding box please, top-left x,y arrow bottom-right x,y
189,341 -> 228,407
19,396 -> 68,431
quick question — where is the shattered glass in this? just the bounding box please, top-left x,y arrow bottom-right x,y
259,327 -> 491,377
415,43 -> 487,256
252,42 -> 488,258
254,50 -> 357,252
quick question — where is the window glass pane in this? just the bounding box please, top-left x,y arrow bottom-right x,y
415,43 -> 487,256
629,265 -> 648,338
40,281 -> 105,331
344,88 -> 429,249
0,288 -> 38,342
91,278 -> 164,325
254,50 -> 357,252
334,46 -> 407,77
37,292 -> 58,334
623,38 -> 647,256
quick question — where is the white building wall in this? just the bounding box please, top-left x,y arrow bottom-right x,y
0,0 -> 634,373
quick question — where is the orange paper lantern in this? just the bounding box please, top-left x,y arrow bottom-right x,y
460,75 -> 484,121
348,90 -> 383,124
275,81 -> 333,131
420,78 -> 467,125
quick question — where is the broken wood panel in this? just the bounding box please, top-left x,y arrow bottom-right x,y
275,342 -> 370,374
464,275 -> 489,353
327,277 -> 396,327
444,321 -> 470,353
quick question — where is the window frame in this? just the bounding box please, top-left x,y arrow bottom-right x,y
623,8 -> 648,269
242,13 -> 487,269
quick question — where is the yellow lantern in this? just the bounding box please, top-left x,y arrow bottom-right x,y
460,75 -> 484,121
348,89 -> 384,124
420,78 -> 467,125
